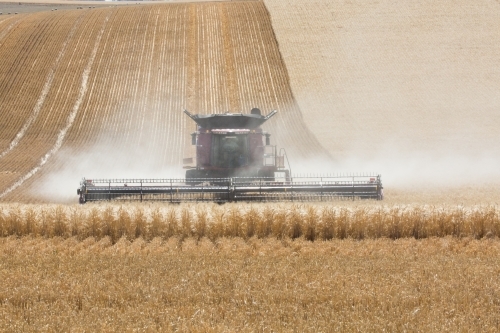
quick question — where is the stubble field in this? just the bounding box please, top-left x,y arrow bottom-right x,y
2,235 -> 500,332
264,0 -> 500,174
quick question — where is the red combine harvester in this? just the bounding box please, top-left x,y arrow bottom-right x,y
77,109 -> 383,203
184,108 -> 288,180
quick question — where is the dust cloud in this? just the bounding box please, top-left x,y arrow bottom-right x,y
31,145 -> 184,204
265,0 -> 500,190
286,88 -> 500,189
30,104 -> 186,203
290,149 -> 500,190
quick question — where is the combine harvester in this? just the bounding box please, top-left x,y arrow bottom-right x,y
77,109 -> 383,203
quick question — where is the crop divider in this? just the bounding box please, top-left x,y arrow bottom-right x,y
170,179 -> 173,203
352,176 -> 355,201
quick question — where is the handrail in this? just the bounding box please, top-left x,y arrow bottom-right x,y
278,148 -> 292,176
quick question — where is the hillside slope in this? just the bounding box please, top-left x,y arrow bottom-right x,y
0,2 -> 328,203
264,0 -> 500,187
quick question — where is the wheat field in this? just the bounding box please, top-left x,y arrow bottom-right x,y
1,203 -> 500,241
1,0 -> 500,331
0,202 -> 499,331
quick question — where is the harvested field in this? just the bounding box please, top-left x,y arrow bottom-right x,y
0,1 -> 327,203
264,0 -> 500,187
1,236 -> 500,331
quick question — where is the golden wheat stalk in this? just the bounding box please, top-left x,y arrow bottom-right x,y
0,204 -> 498,242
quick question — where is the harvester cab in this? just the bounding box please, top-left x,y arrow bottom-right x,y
77,109 -> 383,203
183,108 -> 289,182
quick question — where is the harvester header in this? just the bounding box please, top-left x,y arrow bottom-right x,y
77,108 -> 383,203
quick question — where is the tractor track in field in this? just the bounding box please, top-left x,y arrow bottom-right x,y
0,12 -> 110,199
0,11 -> 84,160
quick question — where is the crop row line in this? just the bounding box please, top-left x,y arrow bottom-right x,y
0,12 -> 85,161
1,204 -> 499,241
0,11 -> 110,199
